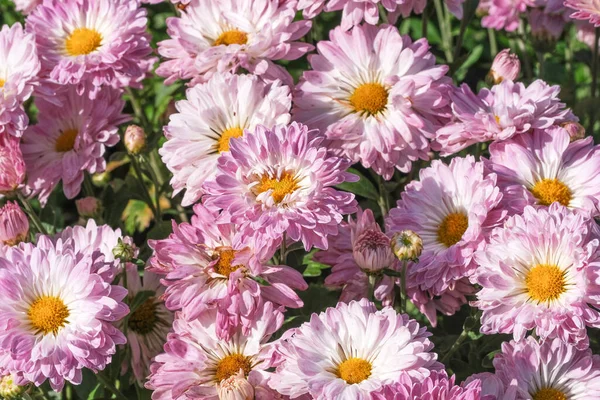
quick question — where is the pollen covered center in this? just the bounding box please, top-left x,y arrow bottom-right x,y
336,357 -> 372,384
128,297 -> 158,335
213,248 -> 243,277
437,212 -> 469,248
530,178 -> 572,207
0,79 -> 4,88
215,354 -> 252,382
214,30 -> 248,46
55,128 -> 78,152
255,171 -> 299,203
28,295 -> 69,335
217,127 -> 244,153
532,387 -> 567,400
65,28 -> 103,56
526,264 -> 566,303
350,83 -> 388,115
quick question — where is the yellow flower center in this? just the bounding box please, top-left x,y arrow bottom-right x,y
0,79 -> 5,88
437,212 -> 469,248
532,387 -> 567,400
214,30 -> 248,46
526,264 -> 566,303
128,297 -> 158,335
530,179 -> 572,207
255,171 -> 299,204
55,128 -> 78,152
28,295 -> 69,335
336,357 -> 372,384
349,83 -> 388,115
215,354 -> 252,383
213,248 -> 243,277
65,28 -> 103,56
217,127 -> 244,153
494,115 -> 501,124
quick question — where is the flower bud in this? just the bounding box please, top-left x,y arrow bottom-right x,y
391,230 -> 423,262
561,121 -> 585,142
92,171 -> 111,186
124,125 -> 146,155
0,201 -> 29,246
352,228 -> 394,273
112,237 -> 137,262
0,134 -> 26,194
217,371 -> 254,400
486,49 -> 520,85
0,373 -> 25,399
76,197 -> 102,218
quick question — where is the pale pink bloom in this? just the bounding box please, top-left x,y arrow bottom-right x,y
463,372 -> 506,400
203,122 -> 357,251
121,265 -> 173,386
26,0 -> 153,98
372,370 -> 483,399
160,73 -> 291,206
478,0 -> 534,31
315,208 -> 397,305
156,0 -> 312,86
473,204 -> 600,349
487,49 -> 520,84
434,80 -> 574,155
0,236 -> 128,391
0,23 -> 40,138
485,127 -> 600,217
294,24 -> 451,179
146,302 -> 282,400
269,299 -> 441,399
21,85 -> 128,204
576,20 -> 600,49
0,202 -> 29,246
0,134 -> 26,194
494,337 -> 600,399
147,204 -> 307,338
124,125 -> 146,155
10,0 -> 41,14
216,371 -> 254,400
567,0 -> 600,26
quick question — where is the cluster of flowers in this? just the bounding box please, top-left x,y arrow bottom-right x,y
1,0 -> 600,399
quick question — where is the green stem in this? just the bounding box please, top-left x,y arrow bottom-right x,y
142,156 -> 162,221
440,328 -> 470,364
434,0 -> 453,63
400,260 -> 408,314
368,274 -> 377,302
279,233 -> 288,265
96,373 -> 128,400
590,28 -> 600,134
516,22 -> 533,80
126,88 -> 150,131
17,192 -> 47,235
83,174 -> 95,197
130,155 -> 159,219
487,28 -> 497,57
376,175 -> 390,217
421,4 -> 430,38
536,51 -> 545,80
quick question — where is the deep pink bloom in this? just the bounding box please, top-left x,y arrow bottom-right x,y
567,0 -> 600,26
0,134 -> 26,194
372,370 -> 483,399
0,202 -> 29,246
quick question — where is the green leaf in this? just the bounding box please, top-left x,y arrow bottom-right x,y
73,369 -> 104,400
336,168 -> 379,200
146,221 -> 173,240
302,250 -> 331,277
454,44 -> 484,81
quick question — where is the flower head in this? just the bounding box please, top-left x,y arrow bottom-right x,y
0,202 -> 29,246
10,0 -> 41,14
391,230 -> 423,261
487,49 -> 520,85
294,24 -> 451,179
0,134 -> 26,194
372,370 -> 482,399
567,0 -> 600,26
217,371 -> 255,400
0,373 -> 25,399
478,0 -> 534,32
124,125 -> 146,155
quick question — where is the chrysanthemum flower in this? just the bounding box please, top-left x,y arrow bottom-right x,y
294,24 -> 451,179
21,85 -> 128,204
26,0 -> 153,97
10,0 -> 41,14
204,122 -> 357,250
0,202 -> 29,246
434,80 -> 574,155
494,337 -> 600,399
156,0 -> 312,86
0,236 -> 128,391
473,204 -> 600,349
161,73 -> 291,206
121,265 -> 173,385
487,49 -> 520,85
269,299 -> 441,399
146,302 -> 282,399
315,208 -> 397,305
297,0 -> 406,30
148,204 -> 307,338
372,370 -> 482,399
566,0 -> 600,26
478,0 -> 534,31
485,127 -> 600,217
0,134 -> 26,194
0,23 -> 40,138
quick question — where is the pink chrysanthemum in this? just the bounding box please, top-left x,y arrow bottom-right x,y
315,208 -> 397,305
434,80 -> 574,155
203,122 -> 357,251
566,0 -> 600,26
372,370 -> 482,399
156,0 -> 312,86
148,204 -> 307,338
21,85 -> 128,203
121,265 -> 173,385
494,337 -> 600,399
269,299 -> 441,399
10,0 -> 41,14
0,134 -> 26,194
0,235 -> 128,391
146,302 -> 282,400
485,127 -> 600,217
160,73 -> 291,206
26,0 -> 153,97
294,24 -> 451,179
0,202 -> 29,246
0,23 -> 40,138
473,204 -> 600,349
478,0 -> 534,31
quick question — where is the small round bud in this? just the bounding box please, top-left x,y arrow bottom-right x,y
112,237 -> 137,262
217,370 -> 254,400
0,373 -> 25,399
76,197 -> 102,218
486,49 -> 520,85
92,171 -> 111,186
391,230 -> 423,262
352,228 -> 394,273
561,121 -> 585,142
0,201 -> 29,246
124,125 -> 147,155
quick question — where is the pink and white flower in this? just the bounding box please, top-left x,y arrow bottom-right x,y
487,49 -> 521,84
434,80 -> 574,155
473,204 -> 600,349
0,202 -> 29,246
372,370 -> 483,399
566,0 -> 600,26
0,134 -> 26,194
156,0 -> 312,86
268,299 -> 441,399
160,73 -> 291,206
294,24 -> 451,179
478,0 -> 534,32
10,0 -> 41,14
203,122 -> 357,251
